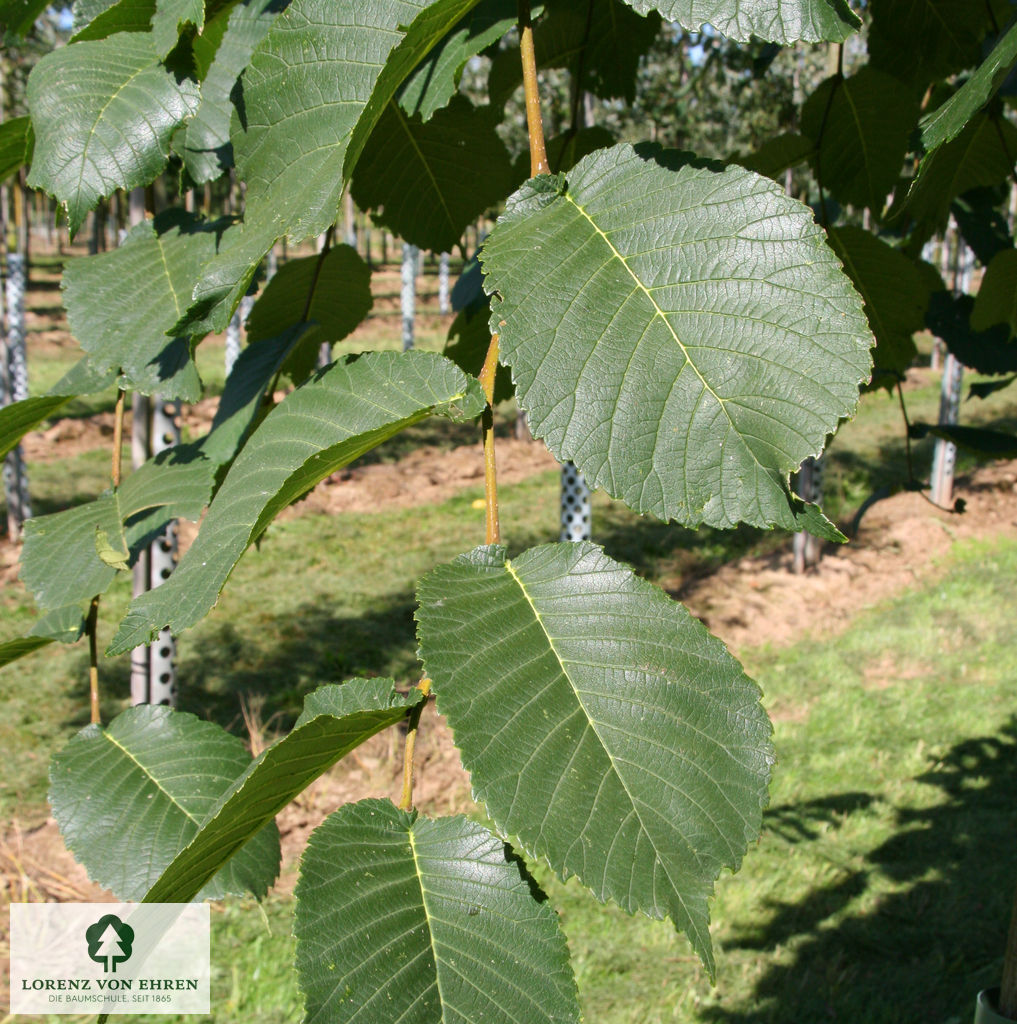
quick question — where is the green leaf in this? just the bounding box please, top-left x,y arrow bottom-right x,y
416,542 -> 774,976
926,292 -> 1017,375
71,0 -> 157,40
0,603 -> 86,668
19,464 -> 200,615
399,0 -> 519,120
295,799 -> 581,1024
21,494 -> 124,611
0,636 -> 54,669
481,144 -> 872,532
351,96 -> 514,254
0,395 -> 72,461
921,17 -> 1017,153
199,324 -> 309,474
952,186 -> 1015,265
868,0 -> 991,86
913,423 -> 1017,458
177,0 -> 484,333
0,0 -> 49,34
50,355 -> 121,397
245,245 -> 373,385
178,0 -> 283,183
49,704 -> 281,901
618,0 -> 859,43
26,33 -> 200,235
152,0 -> 204,56
489,0 -> 661,108
0,116 -> 33,183
30,603 -> 89,643
62,210 -> 225,401
144,680 -> 422,903
190,0 -> 232,77
970,374 -> 1017,400
906,113 -> 1017,240
734,131 -> 813,180
972,247 -> 1017,336
109,351 -> 486,653
826,226 -> 930,384
801,68 -> 919,214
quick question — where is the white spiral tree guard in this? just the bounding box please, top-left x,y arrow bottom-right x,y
3,251 -> 31,538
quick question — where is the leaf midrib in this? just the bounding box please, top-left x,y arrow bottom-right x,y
104,726 -> 202,827
838,76 -> 878,208
501,561 -> 692,872
75,46 -> 157,214
389,99 -> 457,243
407,825 -> 447,1017
500,555 -> 704,940
561,188 -> 783,487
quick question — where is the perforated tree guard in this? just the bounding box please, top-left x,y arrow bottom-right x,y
438,252 -> 450,314
560,462 -> 591,542
131,397 -> 181,706
931,232 -> 973,507
402,243 -> 418,352
931,353 -> 963,507
792,454 -> 824,572
225,293 -> 254,377
3,252 -> 31,535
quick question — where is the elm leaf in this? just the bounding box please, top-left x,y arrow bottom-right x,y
826,226 -> 931,384
920,17 -> 1017,153
801,68 -> 919,214
62,210 -> 224,401
481,143 -> 872,533
0,116 -> 33,183
972,247 -> 1017,337
618,0 -> 859,43
0,396 -> 72,461
178,0 -> 284,183
179,0 -> 484,333
351,96 -> 514,254
49,705 -> 281,901
417,541 -> 775,977
295,800 -> 581,1024
26,33 -> 199,235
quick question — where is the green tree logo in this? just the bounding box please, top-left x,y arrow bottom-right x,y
85,914 -> 134,973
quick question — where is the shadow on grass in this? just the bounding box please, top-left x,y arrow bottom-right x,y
707,720 -> 1017,1024
162,592 -> 422,732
